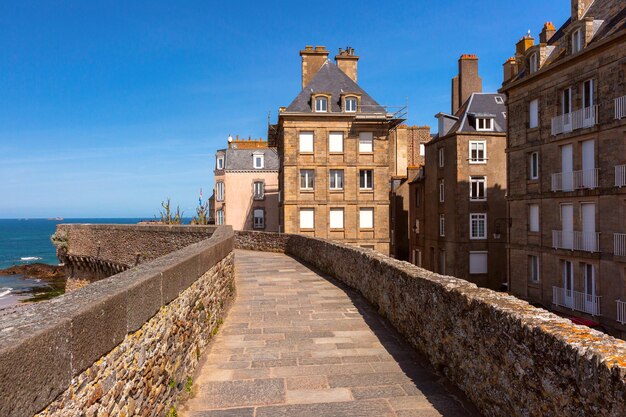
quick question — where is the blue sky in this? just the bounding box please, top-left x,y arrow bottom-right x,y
0,0 -> 568,218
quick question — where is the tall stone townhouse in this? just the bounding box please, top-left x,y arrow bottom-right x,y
500,0 -> 626,337
213,137 -> 279,232
410,55 -> 508,291
273,46 -> 405,254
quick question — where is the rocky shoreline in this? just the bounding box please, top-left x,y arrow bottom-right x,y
0,263 -> 65,280
0,263 -> 66,307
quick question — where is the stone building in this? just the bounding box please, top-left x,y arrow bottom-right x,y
410,55 -> 508,290
213,137 -> 279,232
274,46 -> 404,254
500,0 -> 626,337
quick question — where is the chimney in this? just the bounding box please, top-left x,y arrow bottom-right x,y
452,54 -> 482,114
300,45 -> 329,89
540,22 -> 556,43
335,47 -> 359,83
571,0 -> 592,20
502,57 -> 518,84
516,32 -> 535,55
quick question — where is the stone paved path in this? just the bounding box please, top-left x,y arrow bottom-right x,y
181,250 -> 481,417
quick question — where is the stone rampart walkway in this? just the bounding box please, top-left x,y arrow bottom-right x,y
181,250 -> 481,417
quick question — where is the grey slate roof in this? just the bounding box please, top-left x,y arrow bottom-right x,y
447,93 -> 507,135
224,148 -> 279,171
285,60 -> 385,114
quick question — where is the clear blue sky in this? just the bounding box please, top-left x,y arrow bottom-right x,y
0,0 -> 569,218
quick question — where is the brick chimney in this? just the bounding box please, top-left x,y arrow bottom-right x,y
516,32 -> 535,55
451,54 -> 482,114
571,0 -> 592,20
502,57 -> 518,84
300,45 -> 329,89
540,22 -> 556,43
335,47 -> 359,83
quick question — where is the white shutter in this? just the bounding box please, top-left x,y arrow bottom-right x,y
529,204 -> 539,232
359,132 -> 373,153
299,132 -> 314,153
329,208 -> 344,229
329,132 -> 344,153
299,209 -> 314,229
469,252 -> 488,274
359,208 -> 374,229
529,99 -> 539,128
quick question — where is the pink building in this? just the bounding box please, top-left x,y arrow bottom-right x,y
213,137 -> 279,232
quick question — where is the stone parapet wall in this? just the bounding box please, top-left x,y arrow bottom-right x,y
235,230 -> 290,252
243,231 -> 625,417
0,226 -> 234,417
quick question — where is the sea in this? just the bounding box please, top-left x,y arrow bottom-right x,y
0,218 -> 144,307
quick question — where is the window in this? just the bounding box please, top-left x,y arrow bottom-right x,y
439,214 -> 445,237
572,29 -> 583,53
530,152 -> 539,179
413,249 -> 421,267
439,179 -> 445,202
562,87 -> 572,115
329,170 -> 344,190
328,132 -> 344,153
345,97 -> 357,112
529,255 -> 540,282
583,79 -> 595,109
414,218 -> 420,234
529,52 -> 538,74
469,141 -> 486,163
476,118 -> 493,131
253,181 -> 264,199
300,169 -> 315,190
216,182 -> 225,202
253,154 -> 264,169
216,209 -> 224,225
359,132 -> 373,153
470,213 -> 487,239
419,144 -> 425,156
529,99 -> 539,128
469,252 -> 488,274
495,96 -> 504,104
329,208 -> 344,229
359,208 -> 374,229
315,96 -> 328,112
299,132 -> 314,153
470,176 -> 486,201
439,250 -> 446,274
253,209 -> 264,229
299,208 -> 314,229
360,170 -> 374,190
216,156 -> 224,170
438,148 -> 444,167
529,204 -> 540,232
415,188 -> 421,206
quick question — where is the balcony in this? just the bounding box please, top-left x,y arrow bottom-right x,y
616,165 -> 626,187
552,230 -> 599,252
551,105 -> 598,136
616,95 -> 626,120
618,300 -> 626,324
615,234 -> 626,257
551,169 -> 599,191
553,286 -> 601,316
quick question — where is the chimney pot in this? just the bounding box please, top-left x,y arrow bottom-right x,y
335,47 -> 359,83
540,21 -> 556,43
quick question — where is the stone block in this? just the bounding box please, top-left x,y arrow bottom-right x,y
125,268 -> 163,332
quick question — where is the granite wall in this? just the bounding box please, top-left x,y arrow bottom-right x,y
0,226 -> 234,417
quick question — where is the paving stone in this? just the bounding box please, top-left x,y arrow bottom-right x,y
350,384 -> 407,400
255,399 -> 395,417
285,388 -> 352,404
194,378 -> 284,408
285,376 -> 329,390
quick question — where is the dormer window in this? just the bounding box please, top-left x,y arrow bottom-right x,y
315,96 -> 328,112
345,97 -> 357,112
216,155 -> 224,170
529,53 -> 539,74
572,29 -> 583,53
494,96 -> 504,104
476,118 -> 494,131
253,154 -> 264,169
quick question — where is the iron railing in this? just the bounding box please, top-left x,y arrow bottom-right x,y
553,286 -> 601,316
551,168 -> 599,191
616,95 -> 626,120
552,230 -> 599,252
551,105 -> 598,135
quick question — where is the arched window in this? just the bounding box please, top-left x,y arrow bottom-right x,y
345,97 -> 357,112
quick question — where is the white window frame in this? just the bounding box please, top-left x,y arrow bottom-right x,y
299,132 -> 314,153
438,148 -> 444,167
529,52 -> 538,74
476,118 -> 493,131
329,169 -> 344,190
439,179 -> 445,203
315,96 -> 328,112
359,169 -> 374,190
300,169 -> 315,191
345,97 -> 357,113
216,156 -> 224,170
529,255 -> 540,283
529,98 -> 539,128
439,214 -> 445,237
572,29 -> 583,54
359,208 -> 374,229
530,151 -> 539,179
299,208 -> 315,230
562,87 -> 572,115
216,182 -> 225,202
529,204 -> 540,232
469,141 -> 487,164
253,209 -> 264,229
216,209 -> 224,225
495,96 -> 504,104
469,176 -> 486,201
419,143 -> 425,156
583,79 -> 595,109
253,181 -> 264,199
253,154 -> 264,169
470,213 -> 487,240
359,132 -> 374,153
469,252 -> 488,274
328,132 -> 344,153
329,208 -> 344,230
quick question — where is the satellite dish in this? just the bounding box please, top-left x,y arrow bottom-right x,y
227,134 -> 233,142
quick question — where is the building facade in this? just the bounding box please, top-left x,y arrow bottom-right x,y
275,46 -> 403,254
410,55 -> 508,290
213,137 -> 279,232
500,0 -> 626,337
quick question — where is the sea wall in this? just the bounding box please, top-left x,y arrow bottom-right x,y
0,226 -> 234,417
243,231 -> 626,417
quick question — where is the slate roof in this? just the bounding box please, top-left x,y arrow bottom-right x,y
224,148 -> 279,171
443,93 -> 507,136
285,60 -> 385,114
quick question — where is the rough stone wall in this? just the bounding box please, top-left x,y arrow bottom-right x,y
274,233 -> 626,417
235,230 -> 289,252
